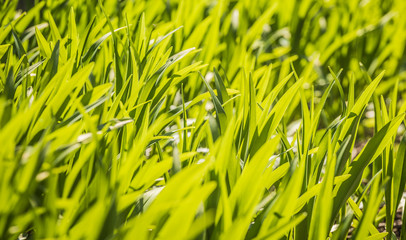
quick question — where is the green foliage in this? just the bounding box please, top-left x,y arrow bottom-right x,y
1,0 -> 406,239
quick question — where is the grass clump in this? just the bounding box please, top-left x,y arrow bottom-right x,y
1,0 -> 406,239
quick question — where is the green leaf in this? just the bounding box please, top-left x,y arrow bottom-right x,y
0,44 -> 10,59
35,27 -> 52,58
332,114 -> 404,223
199,72 -> 227,134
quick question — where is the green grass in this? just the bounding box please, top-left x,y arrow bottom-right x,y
1,0 -> 406,239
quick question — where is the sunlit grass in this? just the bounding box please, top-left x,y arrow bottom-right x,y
1,0 -> 406,239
